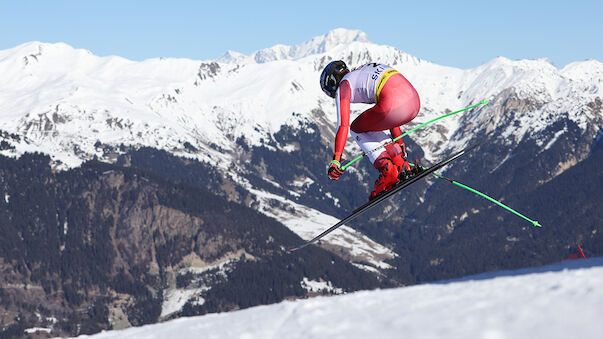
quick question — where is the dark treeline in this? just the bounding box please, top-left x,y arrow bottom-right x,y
0,152 -> 379,337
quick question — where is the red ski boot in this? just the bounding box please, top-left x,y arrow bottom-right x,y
369,158 -> 400,200
384,142 -> 410,173
390,152 -> 411,174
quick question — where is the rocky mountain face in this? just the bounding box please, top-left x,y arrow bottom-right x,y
0,153 -> 380,337
0,29 -> 601,336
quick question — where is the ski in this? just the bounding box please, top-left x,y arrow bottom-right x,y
289,145 -> 475,252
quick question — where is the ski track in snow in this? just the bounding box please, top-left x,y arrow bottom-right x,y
77,258 -> 603,339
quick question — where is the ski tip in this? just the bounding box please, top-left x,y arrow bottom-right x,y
532,220 -> 543,228
289,242 -> 312,252
480,99 -> 490,105
289,245 -> 305,252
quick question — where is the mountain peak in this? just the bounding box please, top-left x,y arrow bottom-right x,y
217,50 -> 247,64
2,41 -> 76,59
321,28 -> 370,45
250,28 -> 370,64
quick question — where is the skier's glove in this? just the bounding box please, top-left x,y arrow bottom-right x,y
328,155 -> 344,180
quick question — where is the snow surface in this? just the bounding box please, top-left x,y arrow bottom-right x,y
77,257 -> 603,339
25,327 -> 51,334
301,277 -> 343,295
1,29 -> 600,167
160,288 -> 206,319
160,259 -> 236,319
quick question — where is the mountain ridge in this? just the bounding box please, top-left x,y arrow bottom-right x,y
0,29 -> 601,337
0,28 -> 600,272
1,29 -> 600,168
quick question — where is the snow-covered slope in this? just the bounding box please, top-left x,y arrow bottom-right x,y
76,258 -> 603,339
1,29 -> 600,167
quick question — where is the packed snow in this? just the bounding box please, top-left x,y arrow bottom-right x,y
77,257 -> 603,339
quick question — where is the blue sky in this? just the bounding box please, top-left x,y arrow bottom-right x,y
1,0 -> 600,69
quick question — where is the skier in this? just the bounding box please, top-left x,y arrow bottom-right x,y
320,60 -> 420,199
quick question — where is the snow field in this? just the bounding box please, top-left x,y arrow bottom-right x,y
79,258 -> 603,339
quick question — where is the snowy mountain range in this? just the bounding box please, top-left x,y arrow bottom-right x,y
0,28 -> 601,335
1,28 -> 601,266
2,28 -> 600,166
75,257 -> 603,339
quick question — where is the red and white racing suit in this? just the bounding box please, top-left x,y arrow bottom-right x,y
334,63 -> 420,165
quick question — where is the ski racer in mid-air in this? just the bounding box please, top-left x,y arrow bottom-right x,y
320,60 -> 421,199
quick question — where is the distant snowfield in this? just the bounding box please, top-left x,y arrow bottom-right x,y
78,258 -> 603,339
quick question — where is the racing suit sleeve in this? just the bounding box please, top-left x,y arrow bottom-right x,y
333,80 -> 351,161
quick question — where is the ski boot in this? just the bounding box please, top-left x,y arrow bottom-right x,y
385,141 -> 410,172
390,152 -> 411,173
410,158 -> 424,175
369,158 -> 400,200
388,151 -> 411,182
398,158 -> 423,182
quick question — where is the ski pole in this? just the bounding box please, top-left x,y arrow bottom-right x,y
431,172 -> 542,228
340,99 -> 490,170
